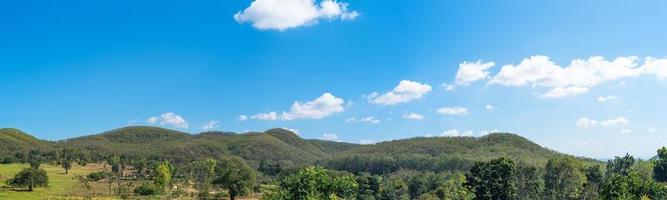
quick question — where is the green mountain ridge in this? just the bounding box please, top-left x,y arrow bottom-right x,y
0,126 -> 600,170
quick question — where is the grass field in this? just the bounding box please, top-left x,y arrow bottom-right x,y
0,163 -> 119,200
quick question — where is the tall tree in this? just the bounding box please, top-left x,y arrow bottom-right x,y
7,167 -> 49,191
654,147 -> 667,182
543,156 -> 585,200
377,176 -> 409,200
213,157 -> 256,200
60,148 -> 79,174
516,164 -> 541,200
465,157 -> 518,200
267,166 -> 358,200
153,161 -> 172,192
581,165 -> 603,200
606,154 -> 635,176
191,158 -> 217,196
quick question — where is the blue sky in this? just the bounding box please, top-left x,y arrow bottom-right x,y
2,0 -> 667,159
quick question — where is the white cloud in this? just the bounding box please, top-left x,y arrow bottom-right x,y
147,112 -> 188,129
455,61 -> 495,85
250,111 -> 279,120
620,128 -> 632,134
344,117 -> 357,123
441,129 -> 474,137
402,113 -> 424,120
485,104 -> 494,111
597,95 -> 618,103
368,80 -> 432,105
248,93 -> 345,120
577,117 -> 629,128
238,115 -> 248,121
541,86 -> 590,98
642,57 -> 667,79
361,116 -> 380,124
479,129 -> 500,136
201,121 -> 220,131
649,128 -> 658,133
441,83 -> 455,91
234,0 -> 358,31
437,106 -> 469,116
320,133 -> 340,142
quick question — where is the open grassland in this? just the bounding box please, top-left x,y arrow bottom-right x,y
0,163 -> 118,200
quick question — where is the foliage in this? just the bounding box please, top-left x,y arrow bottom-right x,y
153,160 -> 172,192
465,157 -> 517,200
266,166 -> 359,200
191,157 -> 217,194
6,167 -> 49,191
376,176 -> 409,200
134,182 -> 160,196
654,147 -> 667,182
607,153 -> 636,176
86,171 -> 108,182
543,156 -> 585,200
212,157 -> 256,200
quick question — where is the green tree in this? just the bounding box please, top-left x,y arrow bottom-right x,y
432,172 -> 473,200
60,148 -> 79,174
543,156 -> 585,200
191,157 -> 217,195
465,157 -> 517,200
6,167 -> 49,191
153,161 -> 172,192
267,166 -> 359,200
581,165 -> 603,200
654,147 -> 667,182
212,157 -> 256,200
516,164 -> 541,200
356,172 -> 382,200
377,176 -> 409,200
607,154 -> 635,176
27,150 -> 42,169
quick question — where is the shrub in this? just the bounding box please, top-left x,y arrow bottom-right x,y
1,157 -> 12,164
86,171 -> 108,182
134,183 -> 160,196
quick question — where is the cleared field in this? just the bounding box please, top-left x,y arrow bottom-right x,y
0,163 -> 118,200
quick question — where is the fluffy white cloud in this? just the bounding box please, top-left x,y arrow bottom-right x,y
485,104 -> 494,111
368,80 -> 432,105
597,95 -> 618,103
437,106 -> 469,116
147,112 -> 188,129
441,129 -> 474,137
248,93 -> 345,120
479,129 -> 500,136
320,133 -> 340,142
201,120 -> 220,131
642,57 -> 667,79
455,61 -> 495,85
541,86 -> 590,98
279,127 -> 300,135
577,117 -> 629,127
402,113 -> 424,120
234,0 -> 358,31
238,115 -> 248,121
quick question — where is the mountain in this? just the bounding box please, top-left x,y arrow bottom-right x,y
0,128 -> 52,155
2,126 -> 600,171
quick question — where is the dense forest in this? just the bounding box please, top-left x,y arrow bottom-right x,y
1,126 -> 666,199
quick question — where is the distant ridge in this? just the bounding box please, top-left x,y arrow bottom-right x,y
1,126 -> 599,168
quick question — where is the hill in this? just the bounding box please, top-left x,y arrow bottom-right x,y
2,126 -> 599,172
0,128 -> 52,156
323,133 -> 601,173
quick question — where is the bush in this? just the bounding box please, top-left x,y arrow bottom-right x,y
86,171 -> 108,182
1,157 -> 12,164
134,183 -> 160,196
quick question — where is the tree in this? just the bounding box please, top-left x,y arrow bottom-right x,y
213,157 -> 256,200
607,154 -> 635,176
581,165 -> 603,200
516,164 -> 541,200
6,168 -> 49,191
267,166 -> 358,200
431,172 -> 473,200
543,156 -> 585,200
377,176 -> 409,200
60,148 -> 79,174
654,147 -> 667,182
465,157 -> 517,200
191,158 -> 217,195
153,161 -> 172,192
27,150 -> 42,169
